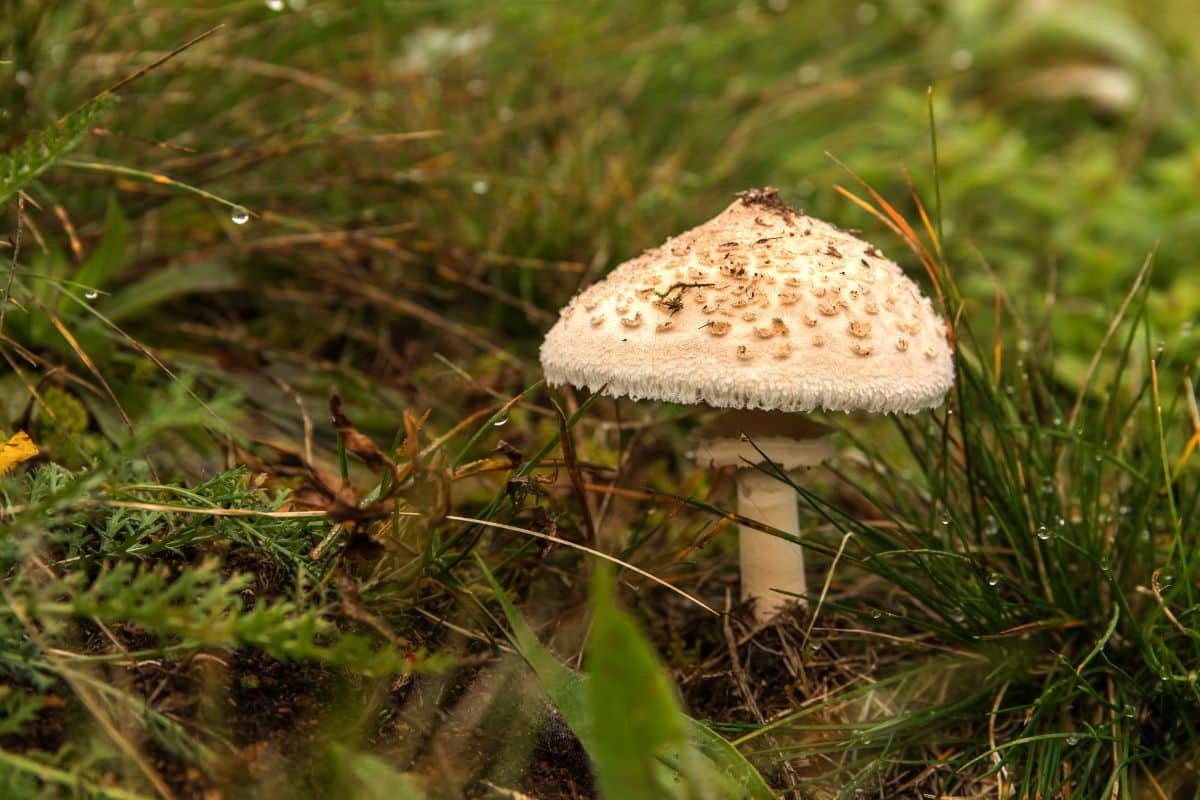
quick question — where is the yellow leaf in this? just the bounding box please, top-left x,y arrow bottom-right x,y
0,431 -> 40,475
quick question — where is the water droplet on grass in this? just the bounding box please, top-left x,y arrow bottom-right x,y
266,0 -> 284,9
231,206 -> 250,225
472,179 -> 490,195
84,290 -> 99,300
493,416 -> 508,427
1037,525 -> 1050,541
1066,734 -> 1079,746
871,609 -> 882,620
987,572 -> 1000,587
983,515 -> 998,536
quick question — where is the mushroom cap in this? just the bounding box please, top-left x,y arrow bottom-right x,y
539,188 -> 954,414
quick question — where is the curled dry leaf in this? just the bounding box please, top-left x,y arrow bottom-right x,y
0,431 -> 40,476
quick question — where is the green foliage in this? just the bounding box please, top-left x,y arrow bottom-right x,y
744,243 -> 1200,796
30,385 -> 91,462
0,98 -> 111,205
327,745 -> 427,800
586,567 -> 696,800
480,559 -> 775,800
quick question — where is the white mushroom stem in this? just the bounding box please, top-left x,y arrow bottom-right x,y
736,468 -> 806,618
694,410 -> 834,622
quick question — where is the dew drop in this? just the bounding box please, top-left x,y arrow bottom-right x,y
983,515 -> 999,536
84,290 -> 99,300
940,517 -> 950,527
266,0 -> 284,9
1066,734 -> 1079,746
1123,704 -> 1136,719
808,640 -> 822,652
871,609 -> 882,620
472,179 -> 490,195
230,206 -> 250,225
987,572 -> 1000,587
1036,525 -> 1050,541
493,416 -> 508,427
950,607 -> 966,623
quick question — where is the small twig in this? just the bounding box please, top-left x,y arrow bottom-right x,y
0,192 -> 25,335
1148,570 -> 1191,637
988,681 -> 1011,799
721,592 -> 802,798
802,530 -> 853,648
270,375 -> 315,467
722,591 -> 766,723
83,24 -> 225,112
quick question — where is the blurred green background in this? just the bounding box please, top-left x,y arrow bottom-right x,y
4,0 -> 1199,440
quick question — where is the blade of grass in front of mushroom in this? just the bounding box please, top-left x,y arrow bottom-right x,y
474,557 -> 774,799
1150,351 -> 1195,611
830,157 -> 965,548
434,390 -> 607,569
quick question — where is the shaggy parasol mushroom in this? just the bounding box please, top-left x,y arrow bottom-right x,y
540,187 -> 953,620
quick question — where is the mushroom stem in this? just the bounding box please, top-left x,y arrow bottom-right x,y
736,468 -> 806,619
693,409 -> 834,622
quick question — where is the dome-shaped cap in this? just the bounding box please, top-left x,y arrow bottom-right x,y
540,188 -> 954,414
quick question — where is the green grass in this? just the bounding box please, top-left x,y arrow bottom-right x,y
1,1 -> 1199,797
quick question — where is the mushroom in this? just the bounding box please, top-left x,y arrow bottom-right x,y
539,187 -> 954,621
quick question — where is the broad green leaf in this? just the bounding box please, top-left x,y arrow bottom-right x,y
477,557 -> 774,800
72,194 -> 129,297
587,565 -> 689,800
331,745 -> 426,800
98,260 -> 239,324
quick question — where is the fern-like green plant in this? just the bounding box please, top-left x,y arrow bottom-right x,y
0,98 -> 111,205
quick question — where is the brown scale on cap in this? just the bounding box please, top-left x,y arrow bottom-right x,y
540,188 -> 955,414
